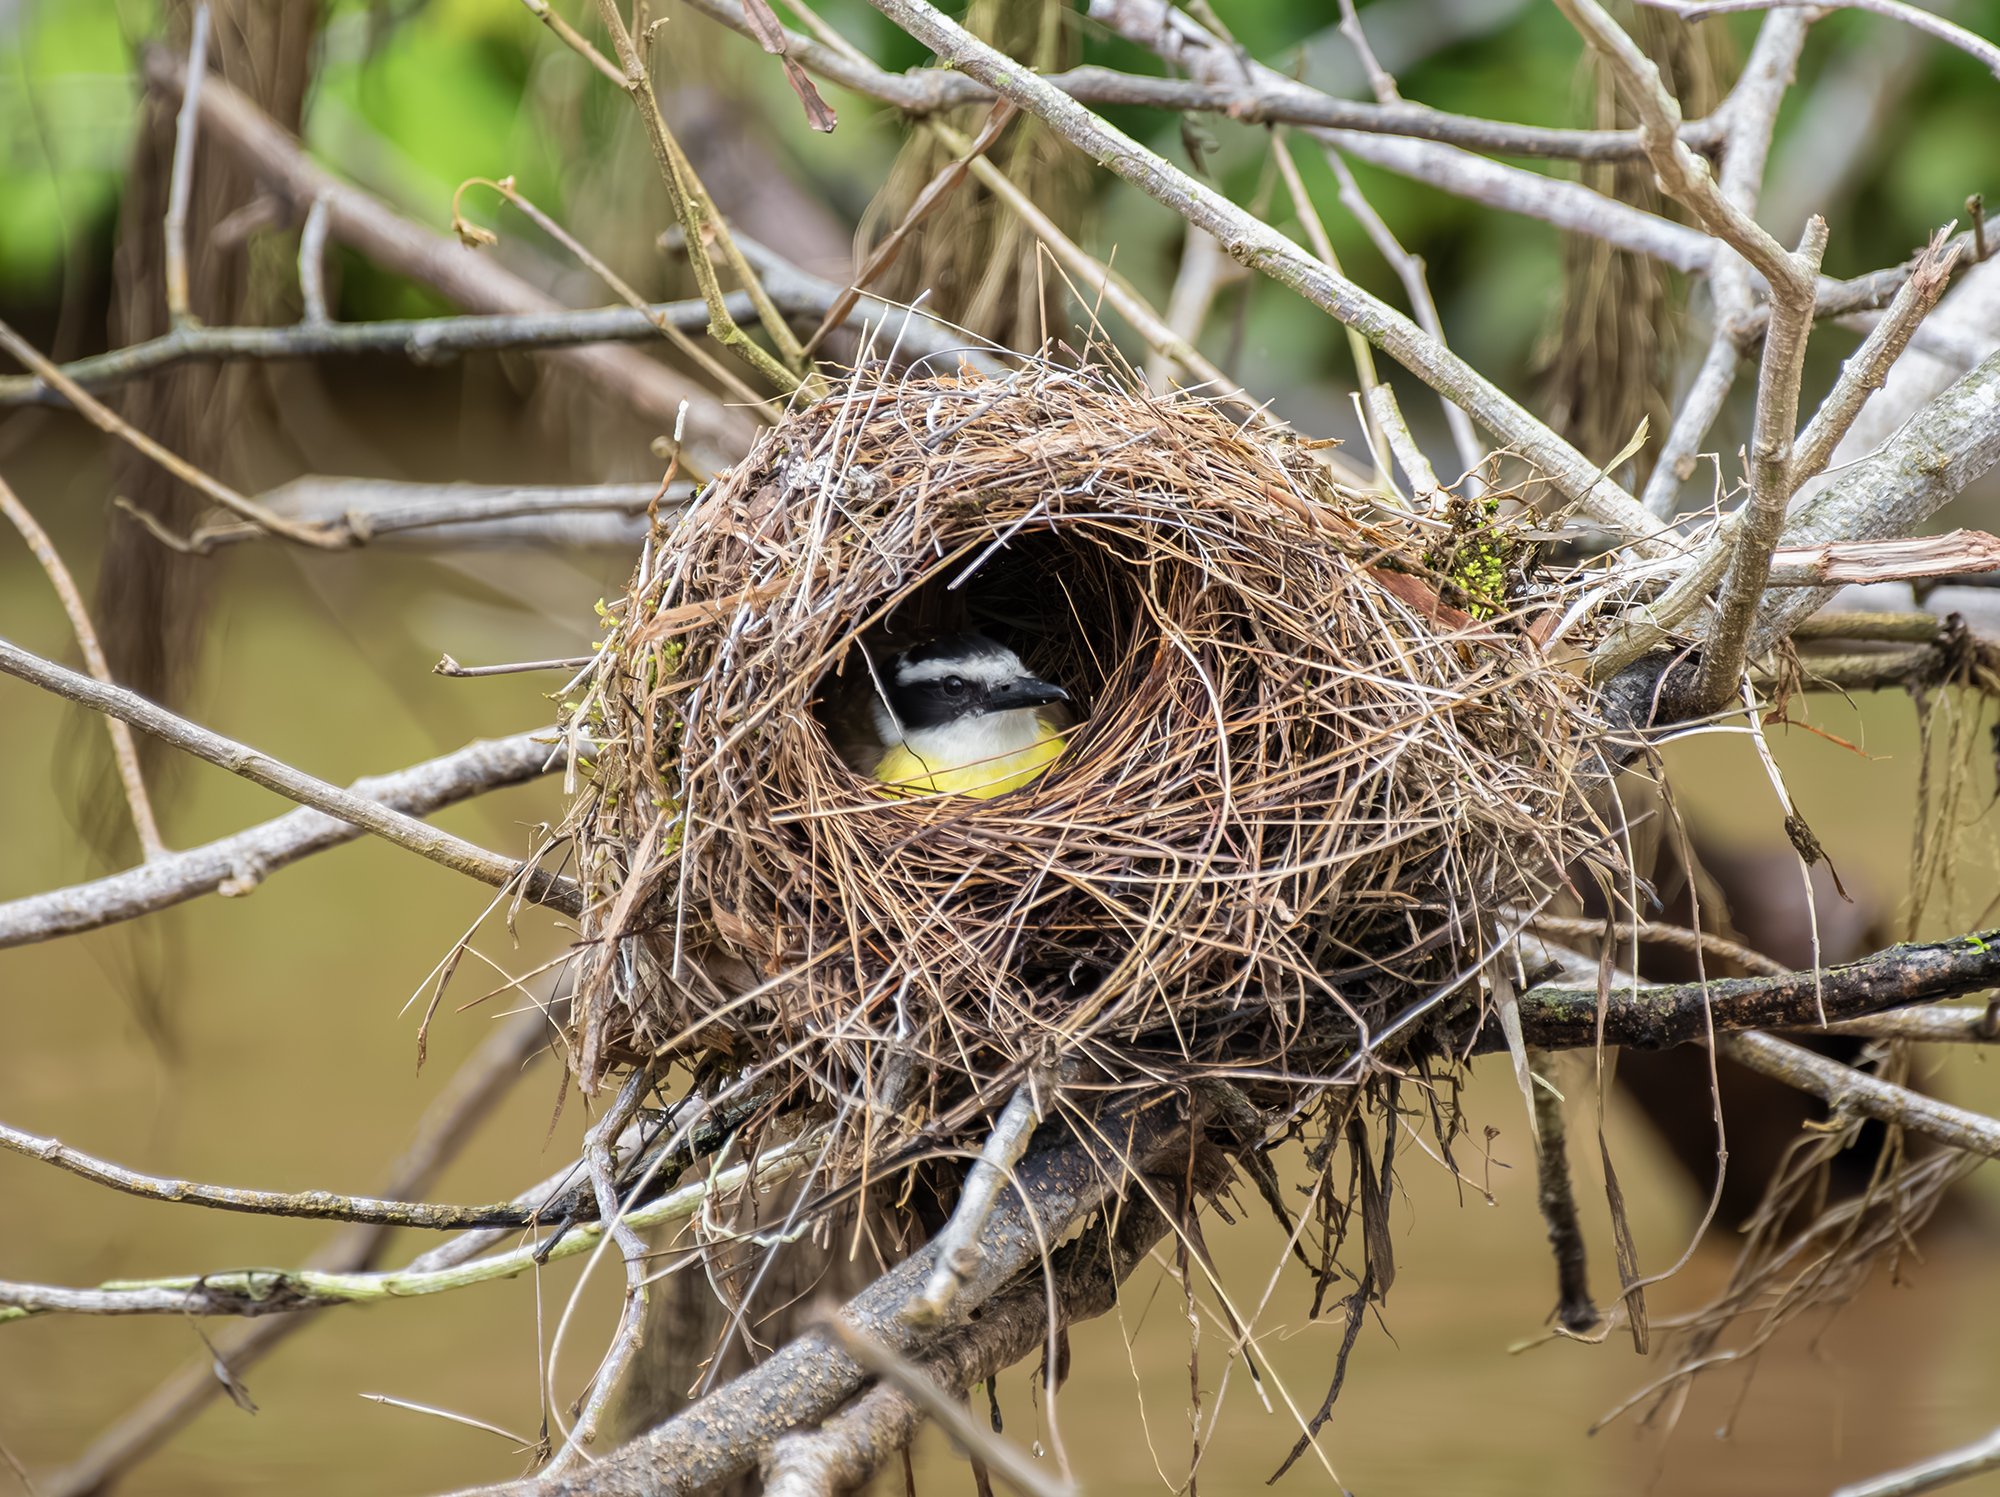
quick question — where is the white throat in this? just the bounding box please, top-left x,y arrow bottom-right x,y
891,707 -> 1049,770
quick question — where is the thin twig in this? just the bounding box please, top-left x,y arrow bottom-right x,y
42,1010 -> 552,1497
297,190 -> 333,324
1804,1003 -> 2000,1044
0,640 -> 582,916
1749,347 -> 2000,652
1366,383 -> 1441,507
818,1317 -> 1076,1497
0,729 -> 562,949
201,476 -> 692,551
923,117 -> 1273,425
1336,0 -> 1401,104
1640,10 -> 1814,519
0,283 -> 971,410
0,319 -> 343,548
139,46 -> 748,452
1324,147 -> 1484,484
803,98 -> 1018,358
907,1069 -> 1054,1327
1633,0 -> 2000,81
859,0 -> 1670,550
1833,1424 -> 2000,1497
161,3 -> 211,329
1272,133 -> 1395,490
547,1072 -> 659,1466
0,1133 -> 823,1324
1493,927 -> 2000,1052
1721,1031 -> 2000,1158
583,0 -> 815,393
1791,229 -> 1962,485
681,0 -> 1723,161
0,476 -> 166,859
0,1119 -> 557,1230
458,175 -> 775,415
1693,216 -> 1829,710
516,0 -> 627,86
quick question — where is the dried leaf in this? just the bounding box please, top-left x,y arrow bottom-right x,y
741,0 -> 788,52
783,57 -> 839,133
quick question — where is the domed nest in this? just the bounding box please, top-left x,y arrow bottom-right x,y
559,362 -> 1612,1148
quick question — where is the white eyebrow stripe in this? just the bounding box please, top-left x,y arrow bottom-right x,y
895,652 -> 1023,687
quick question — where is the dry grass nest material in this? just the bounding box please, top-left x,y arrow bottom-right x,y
561,362 -> 1614,1153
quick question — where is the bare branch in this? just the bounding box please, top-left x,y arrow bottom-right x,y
1633,0 -> 2000,82
907,1070 -> 1054,1328
1323,147 -> 1484,484
1807,1003 -> 2000,1044
465,1095 -> 1194,1497
42,1010 -> 552,1497
1792,230 -> 1963,484
1085,0 -> 1725,276
1494,928 -> 2000,1052
161,3 -> 211,328
0,1133 -> 822,1325
1642,9 -> 1815,519
297,190 -> 333,324
858,0 -> 1671,550
1722,1031 -> 2000,1157
583,0 -> 815,393
0,285 -> 973,411
0,319 -> 344,548
0,1120 -> 552,1230
0,642 -> 581,918
202,476 -> 692,551
1693,215 -> 1828,710
0,476 -> 165,858
1750,347 -> 2000,650
0,730 -> 561,950
1833,1424 -> 2000,1497
680,0 -> 1724,162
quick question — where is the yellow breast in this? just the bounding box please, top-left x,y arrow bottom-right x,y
873,727 -> 1066,800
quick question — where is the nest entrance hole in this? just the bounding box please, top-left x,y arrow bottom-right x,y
810,525 -> 1157,777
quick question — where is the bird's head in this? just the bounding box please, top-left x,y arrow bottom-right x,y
873,632 -> 1069,741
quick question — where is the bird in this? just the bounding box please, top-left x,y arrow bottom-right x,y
830,631 -> 1072,799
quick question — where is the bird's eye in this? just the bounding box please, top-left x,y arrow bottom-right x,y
940,676 -> 966,695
